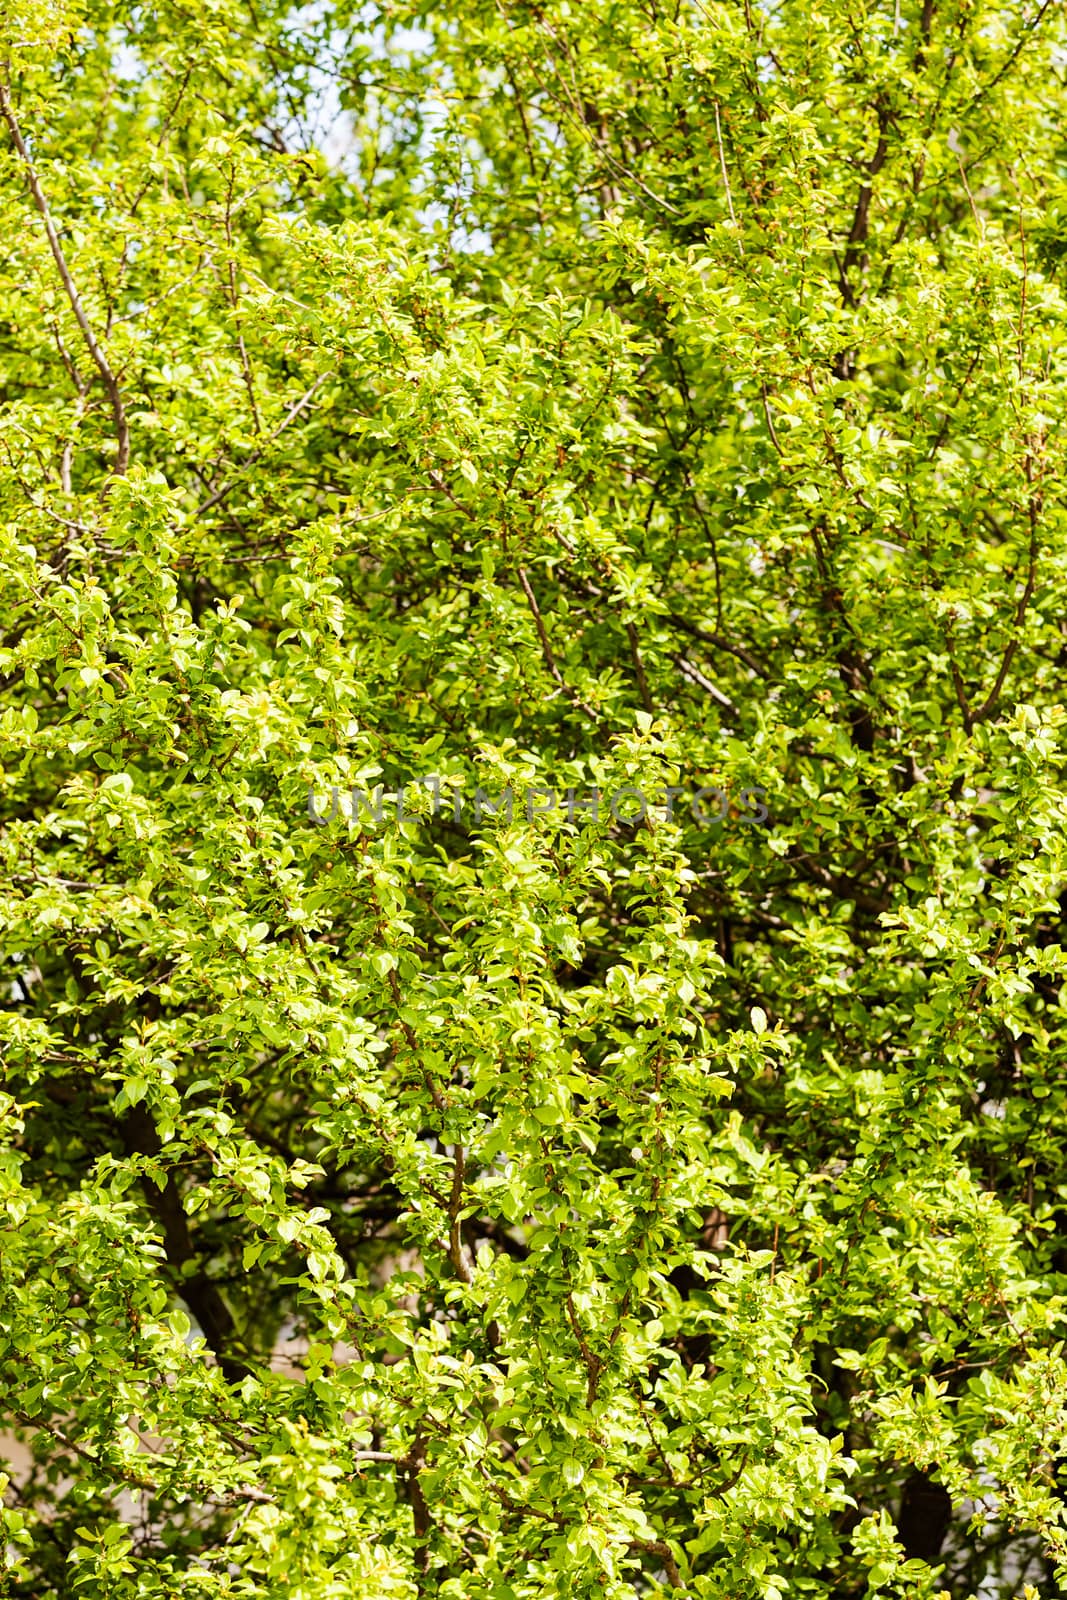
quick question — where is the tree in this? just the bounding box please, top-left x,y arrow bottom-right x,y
1,0 -> 1067,1594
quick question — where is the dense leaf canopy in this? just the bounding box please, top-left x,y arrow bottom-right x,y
2,0 -> 1067,1595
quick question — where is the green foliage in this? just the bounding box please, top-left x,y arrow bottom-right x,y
1,0 -> 1067,1595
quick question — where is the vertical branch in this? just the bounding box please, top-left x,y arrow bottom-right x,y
447,1144 -> 474,1285
0,83 -> 130,477
223,162 -> 262,435
626,622 -> 654,714
565,1292 -> 604,1406
504,61 -> 546,227
714,103 -> 743,254
516,564 -> 598,722
51,324 -> 88,494
402,1428 -> 434,1590
972,451 -> 1042,725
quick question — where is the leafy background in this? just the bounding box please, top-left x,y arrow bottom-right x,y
1,0 -> 1067,1595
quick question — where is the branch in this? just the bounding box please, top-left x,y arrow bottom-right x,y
517,564 -> 564,685
565,1293 -> 603,1406
760,381 -> 786,457
516,565 -> 598,722
447,1144 -> 475,1285
943,621 -> 974,734
630,1537 -> 681,1588
401,1429 -> 435,1586
671,653 -> 739,716
965,0 -> 1059,113
191,371 -> 332,519
972,464 -> 1041,725
837,103 -> 890,309
713,102 -> 743,253
626,621 -> 654,714
0,83 -> 129,477
666,612 -> 771,679
122,1105 -> 252,1384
